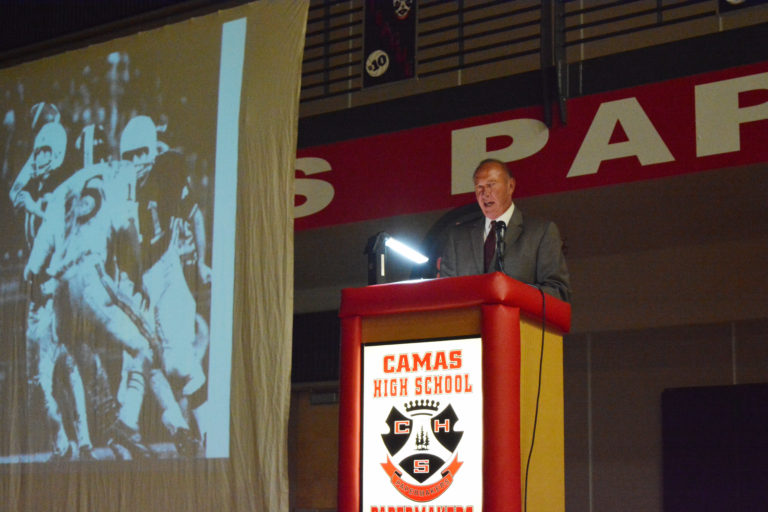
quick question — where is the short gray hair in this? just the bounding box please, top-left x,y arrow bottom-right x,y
473,158 -> 514,180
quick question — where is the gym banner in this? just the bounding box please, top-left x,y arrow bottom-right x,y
363,0 -> 417,87
296,60 -> 768,230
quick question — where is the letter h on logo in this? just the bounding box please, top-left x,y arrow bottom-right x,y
433,419 -> 450,432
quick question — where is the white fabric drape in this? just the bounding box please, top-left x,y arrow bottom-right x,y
0,2 -> 307,511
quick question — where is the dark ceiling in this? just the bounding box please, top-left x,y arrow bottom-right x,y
0,0 -> 229,63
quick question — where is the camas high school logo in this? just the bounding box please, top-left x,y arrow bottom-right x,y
380,400 -> 464,502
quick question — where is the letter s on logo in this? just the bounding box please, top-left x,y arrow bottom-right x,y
295,157 -> 335,218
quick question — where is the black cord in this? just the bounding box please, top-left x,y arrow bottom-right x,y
523,287 -> 546,512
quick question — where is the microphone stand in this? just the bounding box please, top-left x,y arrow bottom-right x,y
495,220 -> 506,273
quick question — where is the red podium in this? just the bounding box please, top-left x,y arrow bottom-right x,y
338,273 -> 571,512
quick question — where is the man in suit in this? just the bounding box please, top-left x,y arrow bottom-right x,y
439,158 -> 571,302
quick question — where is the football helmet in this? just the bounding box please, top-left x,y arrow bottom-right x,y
120,115 -> 157,180
33,122 -> 67,177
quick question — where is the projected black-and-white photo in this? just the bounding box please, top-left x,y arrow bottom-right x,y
0,42 -> 230,462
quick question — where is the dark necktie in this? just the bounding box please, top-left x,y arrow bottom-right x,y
484,220 -> 496,272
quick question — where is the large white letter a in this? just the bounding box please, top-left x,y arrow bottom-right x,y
567,97 -> 674,177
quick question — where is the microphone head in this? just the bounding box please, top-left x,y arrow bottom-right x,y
495,220 -> 506,236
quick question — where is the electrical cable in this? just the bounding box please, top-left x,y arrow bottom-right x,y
523,287 -> 546,512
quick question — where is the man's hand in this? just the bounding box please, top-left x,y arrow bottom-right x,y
40,277 -> 58,297
198,261 -> 212,286
22,264 -> 35,282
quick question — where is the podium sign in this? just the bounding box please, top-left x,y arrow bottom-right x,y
339,274 -> 571,512
361,337 -> 484,511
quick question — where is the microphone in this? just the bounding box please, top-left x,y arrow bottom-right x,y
494,220 -> 506,273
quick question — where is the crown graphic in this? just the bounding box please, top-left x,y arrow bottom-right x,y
404,399 -> 440,413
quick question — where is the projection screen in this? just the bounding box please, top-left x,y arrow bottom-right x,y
0,2 -> 306,510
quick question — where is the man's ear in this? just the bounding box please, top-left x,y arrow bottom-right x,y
509,177 -> 516,197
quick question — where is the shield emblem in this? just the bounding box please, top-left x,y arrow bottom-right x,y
380,400 -> 464,500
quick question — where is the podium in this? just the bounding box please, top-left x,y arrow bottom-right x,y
337,273 -> 571,512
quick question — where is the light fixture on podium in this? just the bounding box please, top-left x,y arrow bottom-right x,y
364,232 -> 428,285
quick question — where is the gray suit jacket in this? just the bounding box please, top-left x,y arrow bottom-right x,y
439,207 -> 572,302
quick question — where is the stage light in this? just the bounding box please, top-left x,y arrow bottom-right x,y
364,232 -> 428,285
384,237 -> 429,264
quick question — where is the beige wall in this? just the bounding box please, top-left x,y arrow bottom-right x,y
569,238 -> 768,333
565,318 -> 768,512
289,389 -> 339,512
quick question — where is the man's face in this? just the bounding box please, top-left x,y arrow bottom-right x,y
473,162 -> 515,220
123,146 -> 153,184
33,146 -> 53,177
